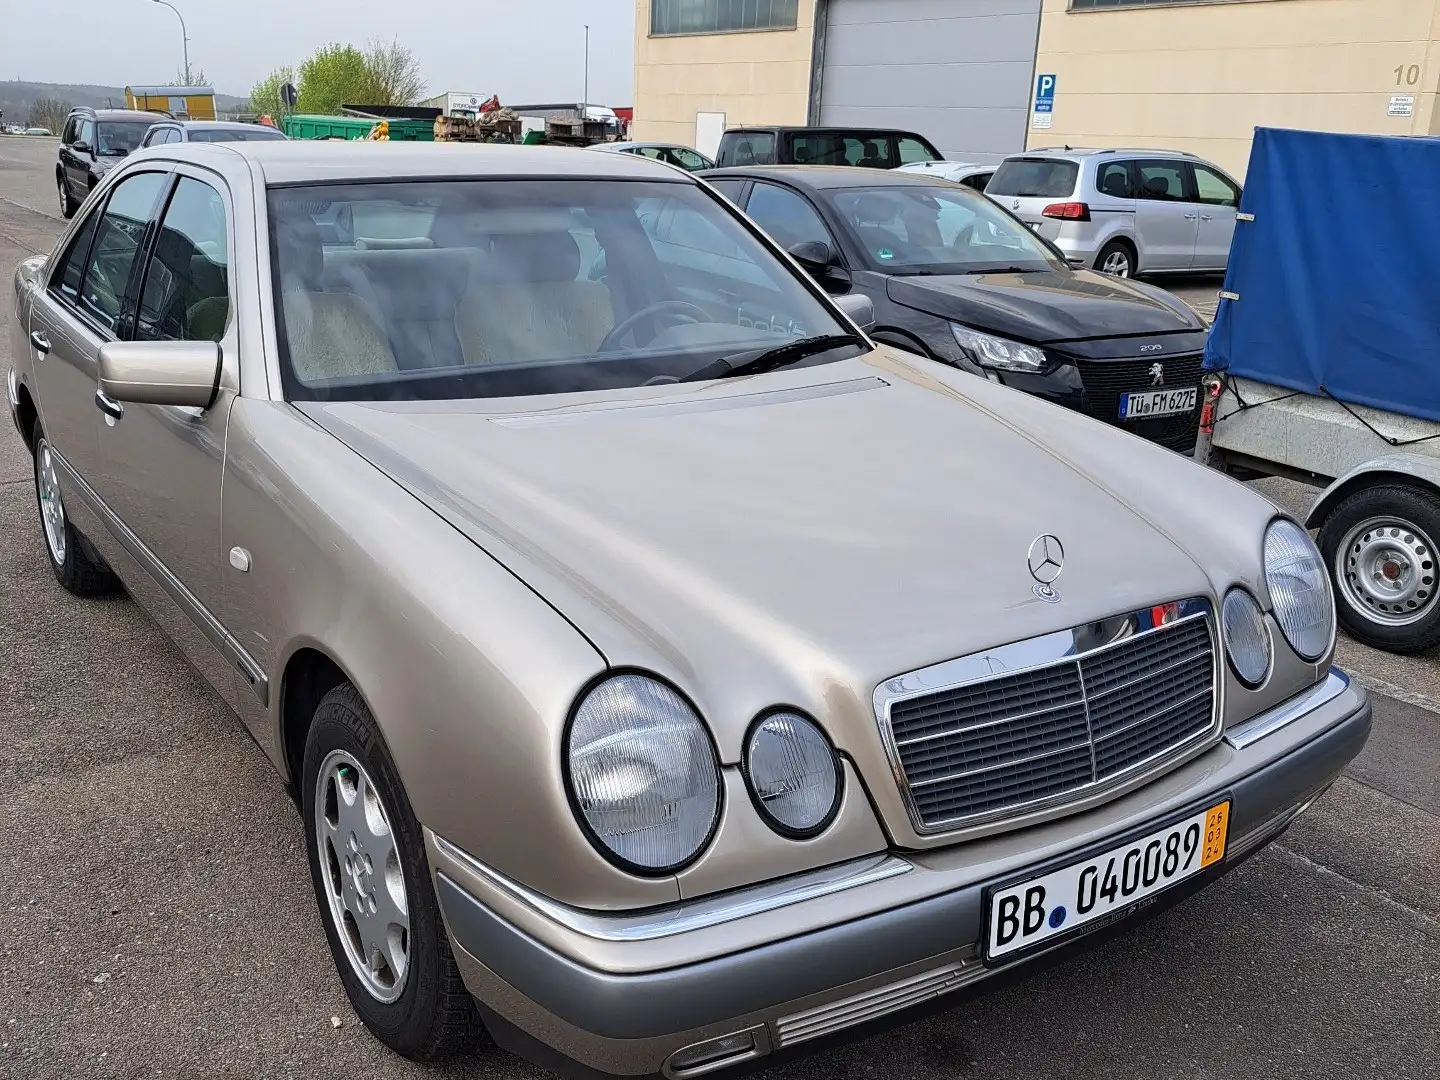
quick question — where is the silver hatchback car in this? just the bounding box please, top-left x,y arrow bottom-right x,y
985,149 -> 1242,278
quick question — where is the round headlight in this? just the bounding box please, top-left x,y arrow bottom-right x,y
744,712 -> 841,838
1222,588 -> 1272,687
1264,520 -> 1334,660
566,674 -> 721,874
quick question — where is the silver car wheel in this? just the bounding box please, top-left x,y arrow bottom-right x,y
36,439 -> 67,566
1335,515 -> 1438,627
57,175 -> 66,214
315,749 -> 411,1004
1101,249 -> 1132,277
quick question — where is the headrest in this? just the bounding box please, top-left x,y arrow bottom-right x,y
853,193 -> 899,223
1102,172 -> 1129,197
273,212 -> 324,287
1144,175 -> 1170,197
489,231 -> 581,283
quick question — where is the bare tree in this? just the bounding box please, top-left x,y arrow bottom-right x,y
167,68 -> 210,87
362,38 -> 426,106
26,97 -> 72,133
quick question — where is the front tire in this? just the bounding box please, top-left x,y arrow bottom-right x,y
1095,239 -> 1135,278
32,422 -> 119,595
302,683 -> 481,1061
1317,483 -> 1440,654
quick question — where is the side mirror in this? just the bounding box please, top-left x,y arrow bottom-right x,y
834,292 -> 876,333
72,139 -> 91,155
787,240 -> 833,271
98,340 -> 221,410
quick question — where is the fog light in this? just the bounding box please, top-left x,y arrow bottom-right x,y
666,1028 -> 763,1077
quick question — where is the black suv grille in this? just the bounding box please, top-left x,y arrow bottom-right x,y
1074,351 -> 1206,453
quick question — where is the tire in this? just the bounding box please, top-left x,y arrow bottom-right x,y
57,172 -> 78,219
1095,239 -> 1135,278
1317,483 -> 1440,654
32,421 -> 120,596
302,683 -> 482,1061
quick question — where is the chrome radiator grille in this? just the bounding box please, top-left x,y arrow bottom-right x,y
882,612 -> 1217,832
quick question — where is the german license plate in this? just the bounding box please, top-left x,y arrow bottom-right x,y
1119,387 -> 1198,419
984,800 -> 1230,962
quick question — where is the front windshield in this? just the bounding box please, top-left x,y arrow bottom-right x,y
833,185 -> 1065,275
96,122 -> 151,156
269,179 -> 859,402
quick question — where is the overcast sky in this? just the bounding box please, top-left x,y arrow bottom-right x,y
1,0 -> 637,105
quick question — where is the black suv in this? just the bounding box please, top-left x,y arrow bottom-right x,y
714,127 -> 942,170
56,107 -> 160,219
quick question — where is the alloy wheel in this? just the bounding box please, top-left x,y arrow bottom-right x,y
1335,515 -> 1439,626
36,439 -> 67,566
1101,250 -> 1132,277
314,750 -> 412,1003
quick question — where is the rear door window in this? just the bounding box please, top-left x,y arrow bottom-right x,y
1094,161 -> 1135,199
986,158 -> 1079,198
74,171 -> 169,334
706,178 -> 747,205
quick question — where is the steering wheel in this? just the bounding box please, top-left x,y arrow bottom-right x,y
598,301 -> 714,353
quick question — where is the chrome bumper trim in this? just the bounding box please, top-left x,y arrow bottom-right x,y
434,838 -> 911,943
1224,670 -> 1350,751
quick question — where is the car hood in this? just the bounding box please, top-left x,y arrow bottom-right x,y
886,269 -> 1202,344
300,349 -> 1274,777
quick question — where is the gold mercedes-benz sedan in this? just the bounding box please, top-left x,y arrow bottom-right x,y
8,142 -> 1369,1077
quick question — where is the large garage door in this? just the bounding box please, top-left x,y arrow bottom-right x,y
815,0 -> 1041,164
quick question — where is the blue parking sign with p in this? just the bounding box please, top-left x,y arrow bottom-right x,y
1034,74 -> 1056,113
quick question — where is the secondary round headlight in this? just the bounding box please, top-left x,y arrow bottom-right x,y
744,712 -> 841,837
1222,588 -> 1272,687
566,674 -> 721,874
1264,520 -> 1335,660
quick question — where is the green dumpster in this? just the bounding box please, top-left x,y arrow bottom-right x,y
282,114 -> 435,141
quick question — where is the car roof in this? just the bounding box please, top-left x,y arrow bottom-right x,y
169,120 -> 274,131
701,164 -> 960,192
74,108 -> 166,124
1010,147 -> 1196,161
723,126 -> 932,138
148,141 -> 695,184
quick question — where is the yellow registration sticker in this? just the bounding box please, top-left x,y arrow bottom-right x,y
1201,801 -> 1230,868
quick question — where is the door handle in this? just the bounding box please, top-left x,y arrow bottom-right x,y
94,388 -> 124,420
29,330 -> 50,354
1200,214 -> 1214,221
1183,213 -> 1198,220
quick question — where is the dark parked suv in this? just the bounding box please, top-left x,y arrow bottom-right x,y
714,126 -> 942,170
56,107 -> 159,219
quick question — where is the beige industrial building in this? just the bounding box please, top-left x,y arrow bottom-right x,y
633,0 -> 1440,177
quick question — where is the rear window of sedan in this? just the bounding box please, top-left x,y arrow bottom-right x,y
267,179 -> 857,402
986,158 -> 1080,198
188,126 -> 287,142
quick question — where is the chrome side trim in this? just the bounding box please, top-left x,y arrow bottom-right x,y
873,600 -> 1221,835
49,448 -> 270,706
434,838 -> 911,942
1223,670 -> 1349,751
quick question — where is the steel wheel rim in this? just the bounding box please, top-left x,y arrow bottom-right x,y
1102,250 -> 1131,276
314,750 -> 411,1003
1335,515 -> 1439,627
36,439 -> 67,566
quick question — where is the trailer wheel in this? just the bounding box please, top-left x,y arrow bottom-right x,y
1317,483 -> 1440,654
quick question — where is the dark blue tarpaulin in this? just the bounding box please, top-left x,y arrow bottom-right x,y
1204,127 -> 1440,422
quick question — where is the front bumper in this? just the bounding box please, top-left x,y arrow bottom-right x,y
432,672 -> 1369,1079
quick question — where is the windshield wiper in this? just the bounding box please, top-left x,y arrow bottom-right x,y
678,333 -> 864,383
964,265 -> 1039,275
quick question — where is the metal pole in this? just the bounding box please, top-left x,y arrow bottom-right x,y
153,0 -> 190,84
582,24 -> 589,121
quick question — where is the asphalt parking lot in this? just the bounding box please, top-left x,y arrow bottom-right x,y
0,135 -> 1435,1080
